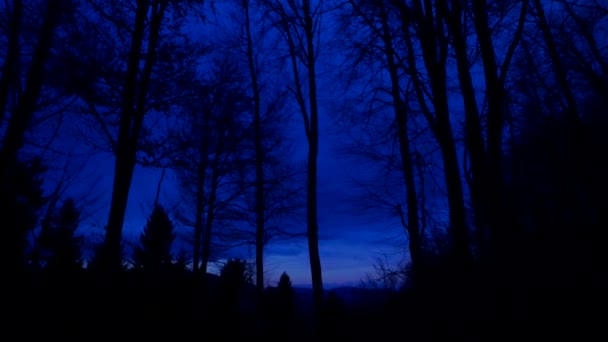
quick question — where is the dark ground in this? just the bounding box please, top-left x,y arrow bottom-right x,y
3,269 -> 606,341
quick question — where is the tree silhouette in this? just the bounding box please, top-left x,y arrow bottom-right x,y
172,58 -> 252,276
0,1 -> 65,184
219,258 -> 253,291
263,0 -> 325,310
38,197 -> 83,273
215,258 -> 253,319
133,204 -> 175,272
261,271 -> 297,336
0,156 -> 47,272
276,272 -> 295,314
341,0 -> 423,280
77,0 -> 204,271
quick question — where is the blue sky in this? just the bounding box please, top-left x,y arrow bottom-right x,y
21,0 -> 447,289
60,114 -> 409,288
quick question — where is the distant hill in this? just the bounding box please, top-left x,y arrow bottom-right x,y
289,286 -> 395,315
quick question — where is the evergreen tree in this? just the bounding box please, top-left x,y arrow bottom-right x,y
217,258 -> 252,316
219,258 -> 252,291
277,272 -> 294,300
277,271 -> 295,315
133,205 -> 175,272
39,198 -> 83,272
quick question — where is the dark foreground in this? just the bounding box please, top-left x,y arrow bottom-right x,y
3,270 -> 606,341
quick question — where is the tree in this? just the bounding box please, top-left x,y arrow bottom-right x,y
265,271 -> 296,333
79,0 -> 204,271
276,271 -> 295,312
37,197 -> 83,273
242,0 -> 267,300
0,1 -> 67,273
532,0 -> 579,124
219,258 -> 253,289
172,57 -> 252,276
0,0 -> 65,178
217,258 -> 253,316
436,0 -> 528,265
392,0 -> 472,267
133,204 -> 176,271
0,156 -> 47,272
95,0 -> 169,271
263,0 -> 324,309
222,0 -> 308,298
342,0 -> 424,280
0,0 -> 22,128
498,97 -> 608,328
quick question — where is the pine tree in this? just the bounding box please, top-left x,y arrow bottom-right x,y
217,258 -> 252,316
219,258 -> 252,291
40,198 -> 83,272
277,271 -> 295,315
133,205 -> 175,272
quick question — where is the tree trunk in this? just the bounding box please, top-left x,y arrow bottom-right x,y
470,0 -> 525,264
192,107 -> 211,273
0,0 -> 61,176
532,0 -> 579,124
192,152 -> 206,273
0,0 -> 62,272
243,0 -> 266,298
101,0 -> 167,270
303,0 -> 324,309
200,161 -> 219,277
0,0 -> 22,127
410,0 -> 471,265
444,1 -> 488,260
377,1 -> 422,276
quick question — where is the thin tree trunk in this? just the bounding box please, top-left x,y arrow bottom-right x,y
0,0 -> 22,127
377,1 -> 422,276
303,0 -> 324,309
243,0 -> 266,298
192,148 -> 206,273
193,107 -> 210,273
153,168 -> 166,207
532,0 -> 579,123
200,160 -> 219,277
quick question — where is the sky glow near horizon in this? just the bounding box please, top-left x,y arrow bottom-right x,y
67,135 -> 409,288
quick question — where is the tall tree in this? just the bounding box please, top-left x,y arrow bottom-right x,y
344,0 -> 423,278
0,0 -> 65,192
441,0 -> 528,263
242,0 -> 266,299
0,0 -> 22,127
394,0 -> 472,266
0,1 -> 64,262
96,0 -> 169,271
532,0 -> 579,124
173,57 -> 252,276
78,0 -> 204,271
264,0 -> 325,309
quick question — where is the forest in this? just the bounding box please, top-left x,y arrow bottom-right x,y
1,0 -> 607,340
